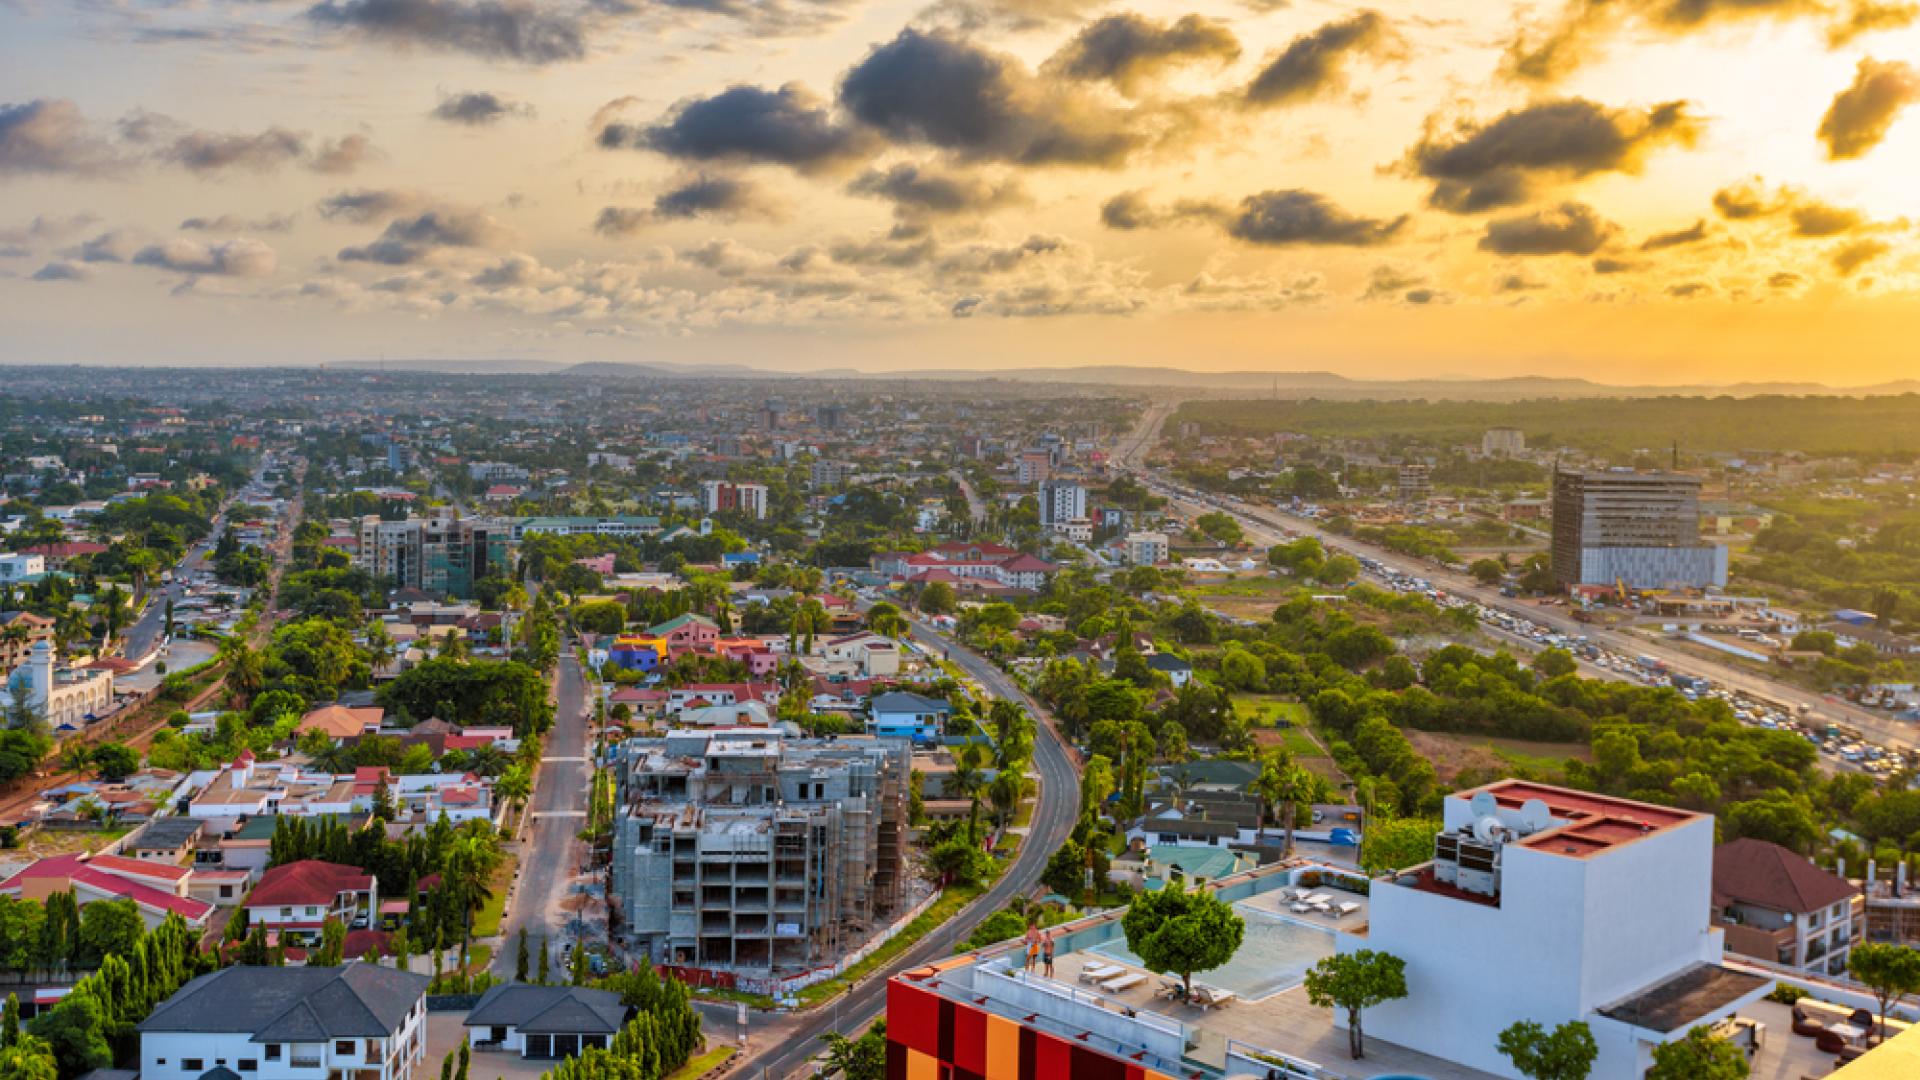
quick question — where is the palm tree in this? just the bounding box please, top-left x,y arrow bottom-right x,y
952,743 -> 988,844
123,548 -> 159,605
221,638 -> 264,705
496,764 -> 532,816
1256,752 -> 1313,858
95,586 -> 129,649
465,744 -> 511,778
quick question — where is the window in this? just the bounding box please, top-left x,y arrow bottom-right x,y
265,1045 -> 281,1061
220,885 -> 234,898
238,1060 -> 258,1072
281,907 -> 292,917
336,1040 -> 355,1056
183,1059 -> 203,1071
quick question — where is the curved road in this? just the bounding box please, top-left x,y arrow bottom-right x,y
730,619 -> 1081,1080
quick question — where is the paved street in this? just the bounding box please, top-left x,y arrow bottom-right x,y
493,641 -> 593,976
728,622 -> 1081,1080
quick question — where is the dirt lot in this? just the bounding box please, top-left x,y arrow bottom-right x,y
1406,731 -> 1592,784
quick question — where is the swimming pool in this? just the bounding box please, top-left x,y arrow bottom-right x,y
1086,906 -> 1335,1001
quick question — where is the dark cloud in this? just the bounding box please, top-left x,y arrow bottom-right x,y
839,29 -> 1150,168
593,207 -> 651,237
827,232 -> 939,268
1666,281 -> 1711,298
1361,264 -> 1423,299
1407,98 -> 1700,214
132,237 -> 277,276
1477,201 -> 1619,255
847,163 -> 1026,220
30,261 -> 87,283
1768,270 -> 1803,288
1712,177 -> 1778,219
1224,190 -> 1407,247
1639,219 -> 1710,250
1592,256 -> 1642,273
1243,11 -> 1394,108
1403,288 -> 1445,304
934,234 -> 1066,276
1833,237 -> 1889,274
74,230 -> 140,264
1817,58 -> 1919,160
181,212 -> 297,233
1789,199 -> 1864,237
156,125 -> 375,175
318,189 -> 430,223
306,0 -> 589,64
604,84 -> 875,174
633,0 -> 864,37
654,173 -> 785,220
917,0 -> 1106,33
1827,1 -> 1919,46
0,99 -> 120,176
1099,190 -> 1161,230
1503,0 -> 1831,84
1045,14 -> 1240,95
1496,272 -> 1546,292
431,91 -> 534,126
338,207 -> 507,264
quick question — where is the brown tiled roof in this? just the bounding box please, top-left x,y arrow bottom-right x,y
1713,837 -> 1857,914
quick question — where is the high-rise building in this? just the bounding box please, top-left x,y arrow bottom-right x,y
1551,470 -> 1728,590
609,729 -> 910,974
1397,463 -> 1432,504
1038,481 -> 1086,528
354,515 -> 512,598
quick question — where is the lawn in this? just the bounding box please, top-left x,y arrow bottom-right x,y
1231,694 -> 1311,729
1405,731 -> 1592,783
796,881 -> 989,1007
667,1046 -> 737,1080
472,852 -> 518,939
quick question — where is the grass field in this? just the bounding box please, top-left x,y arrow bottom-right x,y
472,852 -> 518,939
667,1046 -> 737,1080
1407,731 -> 1592,783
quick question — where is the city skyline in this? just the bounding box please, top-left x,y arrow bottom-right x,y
2,1 -> 1917,381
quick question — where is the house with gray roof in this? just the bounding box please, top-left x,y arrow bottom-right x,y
867,690 -> 951,742
464,984 -> 632,1059
137,962 -> 430,1080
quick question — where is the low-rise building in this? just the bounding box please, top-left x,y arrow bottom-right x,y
867,691 -> 951,742
0,852 -> 213,928
137,962 -> 430,1080
1713,837 -> 1863,977
463,984 -> 632,1059
243,859 -> 378,944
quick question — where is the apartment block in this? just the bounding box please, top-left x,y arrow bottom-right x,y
609,728 -> 910,974
701,480 -> 769,520
352,514 -> 512,599
1551,470 -> 1728,590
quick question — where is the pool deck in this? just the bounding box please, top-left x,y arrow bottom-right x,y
1238,882 -> 1372,934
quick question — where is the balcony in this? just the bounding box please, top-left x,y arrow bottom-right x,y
290,1057 -> 322,1069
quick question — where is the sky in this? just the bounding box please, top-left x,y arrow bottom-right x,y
1,0 -> 1917,383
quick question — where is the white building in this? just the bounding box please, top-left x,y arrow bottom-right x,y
1484,426 -> 1527,457
701,480 -> 769,520
1039,481 -> 1087,528
1347,780 -> 1772,1080
138,963 -> 429,1080
2,639 -> 114,729
1124,531 -> 1169,566
0,552 -> 45,583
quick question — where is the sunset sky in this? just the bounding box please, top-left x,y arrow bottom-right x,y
2,0 -> 1917,382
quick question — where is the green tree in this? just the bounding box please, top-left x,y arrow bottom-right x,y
1119,882 -> 1245,1000
1645,1025 -> 1749,1080
1303,949 -> 1409,1060
75,899 -> 143,968
1359,816 -> 1439,875
89,742 -> 139,782
1533,648 -> 1577,679
516,927 -> 530,982
537,938 -> 550,984
313,917 -> 347,967
918,581 -> 957,615
1497,1019 -> 1598,1080
819,1019 -> 887,1080
0,1033 -> 57,1080
1848,942 -> 1920,1040
1469,558 -> 1506,585
1,992 -> 18,1046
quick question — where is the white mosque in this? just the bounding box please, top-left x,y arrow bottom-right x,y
3,640 -> 114,730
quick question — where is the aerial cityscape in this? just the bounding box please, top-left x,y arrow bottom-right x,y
4,2 -> 1920,1080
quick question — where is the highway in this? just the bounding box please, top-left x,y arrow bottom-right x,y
1146,483 -> 1920,755
727,617 -> 1081,1080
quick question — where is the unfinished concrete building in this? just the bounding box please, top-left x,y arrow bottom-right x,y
609,728 -> 910,974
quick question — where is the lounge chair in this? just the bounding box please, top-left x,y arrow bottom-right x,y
1078,963 -> 1121,984
1191,985 -> 1237,1010
1290,902 -> 1312,914
1156,978 -> 1186,1000
1102,972 -> 1147,993
1337,901 -> 1361,916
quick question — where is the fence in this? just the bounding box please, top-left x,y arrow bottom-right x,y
665,886 -> 945,998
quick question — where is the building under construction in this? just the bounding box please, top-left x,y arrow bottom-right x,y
608,728 -> 910,974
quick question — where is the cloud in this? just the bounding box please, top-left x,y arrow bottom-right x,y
1817,58 -> 1919,160
158,126 -> 376,175
1789,199 -> 1864,236
1827,1 -> 1919,46
654,173 -> 784,220
30,261 -> 87,282
838,29 -> 1153,168
0,212 -> 100,246
306,0 -> 590,64
312,133 -> 378,174
1243,11 -> 1395,108
1478,201 -> 1620,255
1099,190 -> 1161,230
847,163 -> 1026,220
431,91 -> 534,125
602,84 -> 876,174
1711,177 -> 1779,219
1361,264 -> 1424,300
1503,0 -> 1834,84
1768,270 -> 1804,288
1496,271 -> 1547,292
181,212 -> 297,233
1406,98 -> 1701,213
1044,14 -> 1240,95
916,0 -> 1106,33
1639,219 -> 1710,250
318,189 -> 430,223
0,99 -> 120,176
1592,256 -> 1643,273
1224,190 -> 1406,246
338,207 -> 508,263
132,237 -> 277,276
1833,237 -> 1889,274
1666,281 -> 1711,298
73,230 -> 140,263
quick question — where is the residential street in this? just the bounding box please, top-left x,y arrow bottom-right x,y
493,640 -> 593,977
724,620 -> 1081,1080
